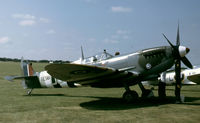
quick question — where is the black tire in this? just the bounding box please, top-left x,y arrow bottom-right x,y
122,91 -> 139,103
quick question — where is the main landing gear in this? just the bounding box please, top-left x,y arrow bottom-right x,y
123,85 -> 139,103
158,82 -> 166,100
122,82 -> 154,103
138,82 -> 154,98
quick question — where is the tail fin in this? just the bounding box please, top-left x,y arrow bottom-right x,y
20,57 -> 35,76
5,57 -> 40,89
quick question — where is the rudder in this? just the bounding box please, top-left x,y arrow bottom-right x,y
20,57 -> 35,76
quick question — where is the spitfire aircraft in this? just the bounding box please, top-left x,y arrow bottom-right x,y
5,57 -> 81,95
142,66 -> 200,86
45,25 -> 193,103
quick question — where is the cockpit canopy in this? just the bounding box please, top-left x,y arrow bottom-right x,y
73,49 -> 118,64
82,50 -> 113,64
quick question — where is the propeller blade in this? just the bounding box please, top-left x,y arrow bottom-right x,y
175,59 -> 182,103
181,56 -> 193,69
162,33 -> 175,48
176,23 -> 180,46
163,24 -> 192,103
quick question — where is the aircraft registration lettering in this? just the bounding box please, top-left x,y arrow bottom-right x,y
41,76 -> 51,81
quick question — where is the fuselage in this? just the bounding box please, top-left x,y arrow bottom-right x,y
73,46 -> 175,82
28,45 -> 175,89
24,71 -> 80,89
37,71 -> 69,88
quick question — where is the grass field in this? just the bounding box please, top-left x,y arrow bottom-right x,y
0,62 -> 200,123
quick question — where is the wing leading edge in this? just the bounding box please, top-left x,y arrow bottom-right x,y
187,73 -> 200,84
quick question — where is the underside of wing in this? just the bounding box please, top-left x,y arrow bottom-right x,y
45,64 -> 138,87
187,74 -> 200,84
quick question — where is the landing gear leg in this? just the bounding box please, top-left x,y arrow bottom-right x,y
122,84 -> 139,103
27,88 -> 33,96
138,82 -> 154,98
158,82 -> 166,100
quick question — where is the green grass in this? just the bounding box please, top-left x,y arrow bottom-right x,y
0,62 -> 200,123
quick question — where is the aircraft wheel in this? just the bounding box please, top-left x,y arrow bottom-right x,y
122,91 -> 139,103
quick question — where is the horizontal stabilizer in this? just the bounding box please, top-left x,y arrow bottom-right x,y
4,76 -> 37,82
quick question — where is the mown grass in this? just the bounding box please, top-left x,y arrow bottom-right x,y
0,62 -> 200,123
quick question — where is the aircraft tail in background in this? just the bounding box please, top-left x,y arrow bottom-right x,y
20,57 -> 36,77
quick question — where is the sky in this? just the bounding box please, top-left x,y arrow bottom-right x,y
0,0 -> 200,65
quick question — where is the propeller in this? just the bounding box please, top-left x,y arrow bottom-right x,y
163,24 -> 193,103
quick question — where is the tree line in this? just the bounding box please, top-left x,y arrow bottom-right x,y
0,57 -> 70,63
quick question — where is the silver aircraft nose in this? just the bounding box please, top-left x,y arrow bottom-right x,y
178,46 -> 190,57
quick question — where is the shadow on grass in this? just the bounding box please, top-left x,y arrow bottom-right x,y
79,96 -> 200,110
24,93 -> 200,110
153,88 -> 200,92
24,94 -> 66,96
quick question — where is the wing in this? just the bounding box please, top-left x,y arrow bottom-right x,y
45,63 -> 138,86
187,74 -> 200,84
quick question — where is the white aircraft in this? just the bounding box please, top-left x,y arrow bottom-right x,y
142,66 -> 200,99
160,66 -> 200,85
142,66 -> 200,86
44,25 -> 193,103
5,57 -> 81,95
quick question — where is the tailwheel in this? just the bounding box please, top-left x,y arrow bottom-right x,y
122,90 -> 139,103
27,88 -> 33,96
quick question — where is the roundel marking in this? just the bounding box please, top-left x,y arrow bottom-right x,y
70,69 -> 90,75
146,63 -> 152,69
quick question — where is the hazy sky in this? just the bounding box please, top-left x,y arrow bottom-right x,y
0,0 -> 200,65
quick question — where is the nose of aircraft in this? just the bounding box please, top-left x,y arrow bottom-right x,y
186,47 -> 190,54
178,46 -> 190,57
